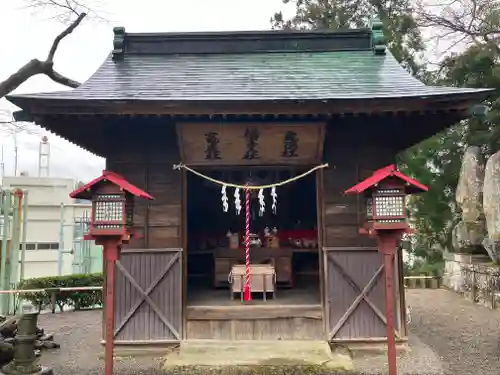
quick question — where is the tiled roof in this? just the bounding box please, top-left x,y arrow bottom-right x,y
9,51 -> 491,102
7,26 -> 492,104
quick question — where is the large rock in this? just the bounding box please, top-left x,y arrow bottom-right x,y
453,146 -> 486,252
484,150 -> 500,237
456,146 -> 485,222
483,150 -> 500,264
482,239 -> 500,264
452,221 -> 486,252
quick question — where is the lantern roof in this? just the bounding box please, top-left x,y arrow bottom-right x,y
344,164 -> 428,195
70,170 -> 154,201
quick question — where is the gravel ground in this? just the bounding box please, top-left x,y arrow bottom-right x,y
354,334 -> 444,375
33,289 -> 500,375
406,289 -> 500,375
36,311 -> 364,375
37,310 -> 164,375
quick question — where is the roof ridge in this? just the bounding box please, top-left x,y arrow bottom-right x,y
111,18 -> 387,60
111,26 -> 373,60
370,18 -> 387,56
112,27 -> 125,61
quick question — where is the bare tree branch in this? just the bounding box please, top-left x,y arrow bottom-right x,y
46,68 -> 81,87
415,0 -> 500,59
0,10 -> 86,99
47,12 -> 86,60
23,0 -> 107,23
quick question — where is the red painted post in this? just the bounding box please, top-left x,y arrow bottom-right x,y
104,240 -> 120,375
244,186 -> 251,302
68,170 -> 154,375
343,165 -> 428,375
378,232 -> 399,375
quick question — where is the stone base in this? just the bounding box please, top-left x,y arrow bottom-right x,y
163,340 -> 353,371
482,238 -> 500,264
0,366 -> 54,375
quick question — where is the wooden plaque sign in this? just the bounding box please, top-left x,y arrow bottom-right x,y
176,122 -> 325,165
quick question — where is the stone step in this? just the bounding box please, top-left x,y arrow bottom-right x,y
162,340 -> 353,370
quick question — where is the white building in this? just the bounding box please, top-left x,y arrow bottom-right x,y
2,176 -> 97,279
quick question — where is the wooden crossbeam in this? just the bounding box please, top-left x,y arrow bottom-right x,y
328,255 -> 400,340
113,252 -> 181,340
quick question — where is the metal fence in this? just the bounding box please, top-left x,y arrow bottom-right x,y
460,265 -> 500,309
71,211 -> 102,275
0,192 -> 103,315
0,189 -> 26,315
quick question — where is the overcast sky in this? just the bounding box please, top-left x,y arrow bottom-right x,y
0,0 -> 295,182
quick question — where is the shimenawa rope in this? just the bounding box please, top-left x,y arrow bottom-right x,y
173,163 -> 329,189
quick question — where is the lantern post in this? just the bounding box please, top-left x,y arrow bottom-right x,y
345,165 -> 428,375
69,171 -> 153,375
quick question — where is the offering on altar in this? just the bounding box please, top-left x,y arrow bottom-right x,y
265,235 -> 280,249
264,226 -> 270,237
227,231 -> 239,249
302,238 -> 317,249
289,237 -> 303,248
244,233 -> 262,248
264,226 -> 280,248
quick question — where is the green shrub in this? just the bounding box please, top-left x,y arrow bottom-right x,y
18,273 -> 103,312
404,260 -> 444,277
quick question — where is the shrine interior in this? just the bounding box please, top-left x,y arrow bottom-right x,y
186,167 -> 321,307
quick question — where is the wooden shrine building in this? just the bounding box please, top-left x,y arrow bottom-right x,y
7,21 -> 491,347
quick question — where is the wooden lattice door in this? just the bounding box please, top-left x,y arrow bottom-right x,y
323,247 -> 402,341
111,248 -> 182,343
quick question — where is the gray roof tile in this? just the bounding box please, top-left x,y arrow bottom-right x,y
10,51 -> 491,102
8,27 -> 493,104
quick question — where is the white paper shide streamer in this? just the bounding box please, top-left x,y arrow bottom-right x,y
221,185 -> 229,212
271,187 -> 277,214
258,189 -> 265,216
234,188 -> 242,215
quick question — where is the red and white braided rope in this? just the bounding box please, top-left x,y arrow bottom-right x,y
244,185 -> 252,301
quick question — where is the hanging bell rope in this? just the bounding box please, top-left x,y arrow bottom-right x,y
244,185 -> 251,302
173,163 -> 329,189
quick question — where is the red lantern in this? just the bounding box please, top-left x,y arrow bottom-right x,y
69,170 -> 153,375
346,164 -> 427,233
70,170 -> 153,239
345,164 -> 427,375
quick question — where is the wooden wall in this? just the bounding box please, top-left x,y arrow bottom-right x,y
102,118 -> 407,343
319,122 -> 406,342
105,119 -> 182,249
104,118 -> 391,250
321,123 -> 396,248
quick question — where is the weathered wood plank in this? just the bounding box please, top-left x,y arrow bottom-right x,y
324,213 -> 359,226
186,317 -> 324,340
324,203 -> 357,216
186,304 -> 323,320
325,225 -> 359,240
148,226 -> 181,248
149,204 -> 181,226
